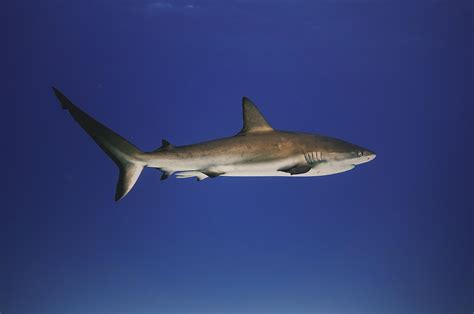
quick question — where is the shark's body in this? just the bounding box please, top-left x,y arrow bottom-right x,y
53,88 -> 376,201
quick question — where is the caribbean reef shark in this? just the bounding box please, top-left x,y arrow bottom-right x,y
52,87 -> 376,201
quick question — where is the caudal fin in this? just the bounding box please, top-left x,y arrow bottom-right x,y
52,87 -> 146,201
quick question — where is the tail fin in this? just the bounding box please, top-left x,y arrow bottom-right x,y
52,87 -> 146,201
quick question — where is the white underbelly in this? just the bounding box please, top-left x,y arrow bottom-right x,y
169,156 -> 355,180
222,163 -> 355,177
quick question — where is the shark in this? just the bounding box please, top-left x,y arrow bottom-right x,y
52,87 -> 376,201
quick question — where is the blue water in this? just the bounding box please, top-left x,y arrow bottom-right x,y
4,1 -> 472,313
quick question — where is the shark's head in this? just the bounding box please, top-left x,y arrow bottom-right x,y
342,147 -> 376,166
312,135 -> 376,169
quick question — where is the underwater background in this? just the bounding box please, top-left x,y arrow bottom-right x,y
3,0 -> 472,313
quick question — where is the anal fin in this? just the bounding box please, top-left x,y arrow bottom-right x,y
155,168 -> 171,180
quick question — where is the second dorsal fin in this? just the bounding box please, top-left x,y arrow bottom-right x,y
156,139 -> 174,151
238,97 -> 274,134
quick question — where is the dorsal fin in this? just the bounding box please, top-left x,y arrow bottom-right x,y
239,97 -> 274,134
156,139 -> 174,151
161,139 -> 172,149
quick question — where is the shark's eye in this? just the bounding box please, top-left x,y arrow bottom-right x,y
357,151 -> 363,157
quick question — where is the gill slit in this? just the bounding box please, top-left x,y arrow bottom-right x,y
304,151 -> 322,165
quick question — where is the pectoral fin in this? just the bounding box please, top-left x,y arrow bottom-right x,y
278,165 -> 312,175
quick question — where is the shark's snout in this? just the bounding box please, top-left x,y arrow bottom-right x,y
363,150 -> 376,162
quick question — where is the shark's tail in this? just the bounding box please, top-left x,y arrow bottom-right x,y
52,87 -> 147,201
